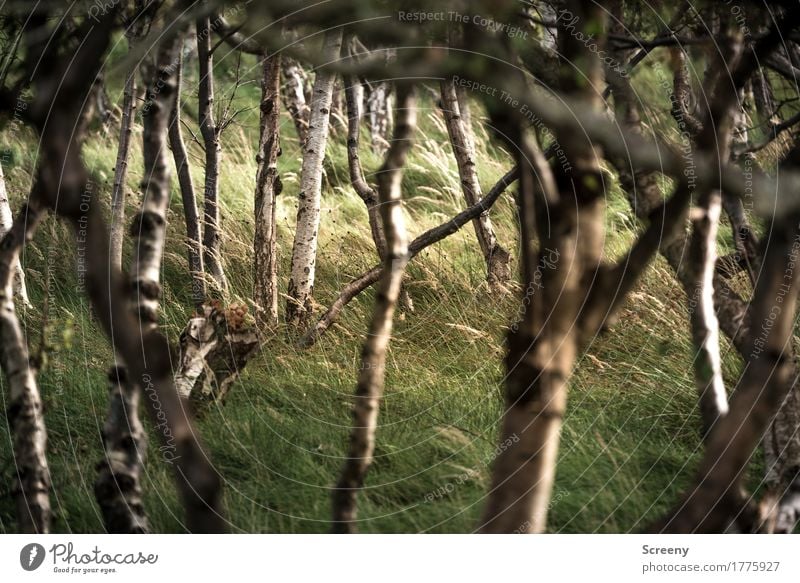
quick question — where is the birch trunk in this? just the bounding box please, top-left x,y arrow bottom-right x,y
0,160 -> 29,306
286,29 -> 343,327
109,30 -> 139,271
481,2 -> 608,533
0,200 -> 49,533
344,53 -> 385,259
281,56 -> 310,146
254,52 -> 283,326
94,366 -> 149,533
440,78 -> 511,290
167,51 -> 205,308
332,86 -> 416,533
366,80 -> 393,156
197,15 -> 227,293
654,214 -> 800,532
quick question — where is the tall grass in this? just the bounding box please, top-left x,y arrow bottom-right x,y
0,55 -> 743,533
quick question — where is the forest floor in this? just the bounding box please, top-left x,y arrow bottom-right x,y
0,55 -> 755,533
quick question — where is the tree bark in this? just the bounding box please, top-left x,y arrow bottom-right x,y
332,85 -> 416,533
197,14 -> 227,293
0,160 -> 30,306
653,214 -> 800,533
440,77 -> 511,290
366,79 -> 393,156
344,39 -> 385,260
94,366 -> 149,533
109,26 -> 140,272
174,304 -> 259,405
168,50 -> 205,308
253,52 -> 283,326
480,1 -> 609,533
0,199 -> 49,533
281,56 -> 310,146
286,29 -> 343,328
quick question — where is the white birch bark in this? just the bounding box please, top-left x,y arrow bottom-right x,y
0,160 -> 30,307
286,29 -> 343,327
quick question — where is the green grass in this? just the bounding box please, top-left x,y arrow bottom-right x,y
0,54 -> 746,533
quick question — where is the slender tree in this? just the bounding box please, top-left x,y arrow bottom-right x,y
108,2 -> 144,271
440,77 -> 511,290
332,85 -> 416,532
254,50 -> 283,326
168,50 -> 206,308
286,29 -> 344,327
197,13 -> 227,292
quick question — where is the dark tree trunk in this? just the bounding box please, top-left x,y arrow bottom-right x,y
197,14 -> 227,293
254,52 -> 283,326
168,50 -> 205,308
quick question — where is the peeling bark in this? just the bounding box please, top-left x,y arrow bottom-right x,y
332,85 -> 416,533
174,304 -> 259,405
253,52 -> 283,326
286,29 -> 343,328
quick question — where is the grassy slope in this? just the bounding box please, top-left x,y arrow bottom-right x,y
0,50 -> 757,533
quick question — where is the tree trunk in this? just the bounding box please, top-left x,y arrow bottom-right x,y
167,50 -> 205,308
440,77 -> 511,290
94,366 -> 149,533
0,160 -> 30,306
108,31 -> 139,271
480,2 -> 608,533
0,199 -> 49,533
332,85 -> 416,533
281,56 -> 310,146
197,14 -> 227,293
343,43 -> 385,259
254,52 -> 283,326
654,214 -> 800,532
286,29 -> 343,328
366,79 -> 393,156
174,304 -> 259,405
